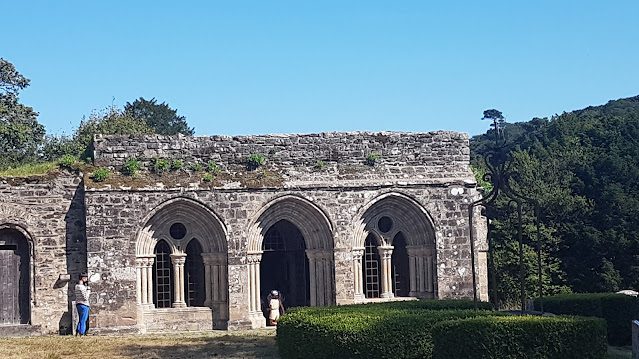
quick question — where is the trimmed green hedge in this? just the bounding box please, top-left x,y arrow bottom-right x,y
277,300 -> 497,359
431,315 -> 607,359
534,293 -> 639,345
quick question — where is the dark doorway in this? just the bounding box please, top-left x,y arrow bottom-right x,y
0,229 -> 30,325
362,234 -> 381,298
260,220 -> 309,315
185,240 -> 205,307
153,240 -> 174,308
392,232 -> 410,297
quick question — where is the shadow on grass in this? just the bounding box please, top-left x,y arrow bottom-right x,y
119,334 -> 279,359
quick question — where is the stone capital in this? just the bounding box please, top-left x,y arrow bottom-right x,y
247,251 -> 262,263
351,247 -> 365,259
170,253 -> 187,265
377,245 -> 394,259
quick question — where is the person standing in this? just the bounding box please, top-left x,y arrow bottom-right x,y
267,290 -> 285,326
75,272 -> 91,335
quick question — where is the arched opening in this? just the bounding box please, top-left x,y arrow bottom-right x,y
185,240 -> 205,307
260,220 -> 309,312
353,193 -> 437,300
392,232 -> 410,297
0,228 -> 30,325
362,234 -> 381,298
153,240 -> 173,308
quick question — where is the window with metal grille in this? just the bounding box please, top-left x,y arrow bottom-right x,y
153,240 -> 173,308
186,240 -> 205,306
362,235 -> 380,298
263,228 -> 285,252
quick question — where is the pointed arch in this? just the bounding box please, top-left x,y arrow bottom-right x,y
136,197 -> 227,256
248,194 -> 334,252
353,192 -> 436,248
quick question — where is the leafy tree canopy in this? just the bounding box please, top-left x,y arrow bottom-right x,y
472,96 -> 639,305
0,58 -> 45,169
124,97 -> 193,135
74,106 -> 155,160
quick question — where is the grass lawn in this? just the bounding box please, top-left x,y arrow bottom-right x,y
0,330 -> 278,359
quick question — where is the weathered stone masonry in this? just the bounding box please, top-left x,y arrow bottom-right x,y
0,131 -> 488,334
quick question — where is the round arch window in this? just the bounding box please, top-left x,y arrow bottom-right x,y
377,216 -> 393,233
169,222 -> 187,240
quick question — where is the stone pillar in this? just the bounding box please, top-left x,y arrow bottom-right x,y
136,256 -> 154,307
407,246 -> 435,298
203,252 -> 228,328
247,251 -> 265,328
135,258 -> 144,305
202,254 -> 213,307
307,249 -> 334,306
378,246 -> 394,298
145,258 -> 154,306
352,248 -> 365,301
307,250 -> 318,306
170,253 -> 187,308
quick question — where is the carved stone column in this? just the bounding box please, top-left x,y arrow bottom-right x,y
135,258 -> 144,305
247,251 -> 265,327
145,258 -> 154,306
352,248 -> 365,301
406,246 -> 435,298
202,254 -> 214,307
136,256 -> 154,307
306,250 -> 318,306
170,253 -> 187,308
378,246 -> 394,298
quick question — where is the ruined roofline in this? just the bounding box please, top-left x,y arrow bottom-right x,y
94,130 -> 469,141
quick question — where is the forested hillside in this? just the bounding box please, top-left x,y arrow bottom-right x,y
471,96 -> 639,305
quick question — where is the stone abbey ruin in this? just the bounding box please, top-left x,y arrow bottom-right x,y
0,131 -> 487,334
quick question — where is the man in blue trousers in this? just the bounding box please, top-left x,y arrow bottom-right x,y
74,272 -> 91,335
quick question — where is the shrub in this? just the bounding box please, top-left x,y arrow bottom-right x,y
122,158 -> 141,176
202,172 -> 213,182
190,162 -> 203,172
365,152 -> 381,166
277,300 -> 498,359
170,159 -> 183,171
534,293 -> 639,345
207,160 -> 221,175
92,167 -> 110,182
246,154 -> 266,170
313,160 -> 327,171
152,158 -> 170,174
58,154 -> 77,168
431,315 -> 607,359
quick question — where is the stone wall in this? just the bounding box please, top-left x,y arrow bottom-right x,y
0,173 -> 86,334
85,184 -> 483,331
92,132 -> 472,187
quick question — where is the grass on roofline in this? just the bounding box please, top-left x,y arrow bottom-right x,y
0,161 -> 59,177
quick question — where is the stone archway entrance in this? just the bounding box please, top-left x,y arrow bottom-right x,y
260,220 -> 310,312
247,195 -> 334,328
0,228 -> 30,325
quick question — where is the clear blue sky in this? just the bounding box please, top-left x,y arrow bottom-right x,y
3,1 -> 639,136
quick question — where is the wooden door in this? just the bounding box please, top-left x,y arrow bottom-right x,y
0,229 -> 30,325
0,245 -> 20,324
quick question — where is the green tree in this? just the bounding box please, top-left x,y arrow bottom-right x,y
75,106 -> 155,160
0,58 -> 45,169
124,97 -> 193,135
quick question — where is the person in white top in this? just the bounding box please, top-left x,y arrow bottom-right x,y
74,273 -> 91,335
267,290 -> 285,326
